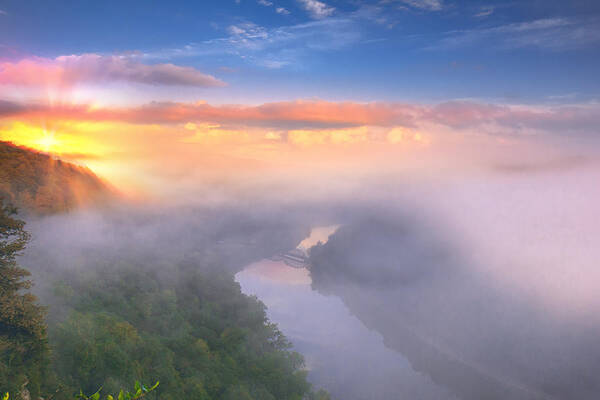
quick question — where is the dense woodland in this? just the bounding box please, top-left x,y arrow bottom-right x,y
50,259 -> 323,399
0,142 -> 112,215
0,203 -> 50,398
0,201 -> 329,400
0,145 -> 329,399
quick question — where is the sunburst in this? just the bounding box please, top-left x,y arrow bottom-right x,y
36,128 -> 59,152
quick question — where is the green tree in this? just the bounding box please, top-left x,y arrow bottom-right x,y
0,201 -> 50,397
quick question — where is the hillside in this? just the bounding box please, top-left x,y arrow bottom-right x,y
0,141 -> 114,214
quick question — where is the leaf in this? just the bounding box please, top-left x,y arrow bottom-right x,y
2,393 -> 8,400
89,387 -> 102,400
134,382 -> 141,393
149,381 -> 159,391
117,390 -> 124,400
107,396 -> 114,400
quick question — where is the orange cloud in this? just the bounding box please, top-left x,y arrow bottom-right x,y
8,98 -> 581,200
387,127 -> 429,145
3,98 -> 598,137
0,99 -> 422,128
288,126 -> 370,146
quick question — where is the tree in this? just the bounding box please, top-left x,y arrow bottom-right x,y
0,201 -> 50,397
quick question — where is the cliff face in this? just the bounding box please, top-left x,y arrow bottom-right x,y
0,141 -> 114,214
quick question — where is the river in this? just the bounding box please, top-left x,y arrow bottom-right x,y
235,226 -> 456,400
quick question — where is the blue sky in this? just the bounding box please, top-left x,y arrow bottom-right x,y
1,0 -> 599,104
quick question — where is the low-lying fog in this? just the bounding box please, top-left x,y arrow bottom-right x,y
20,135 -> 600,400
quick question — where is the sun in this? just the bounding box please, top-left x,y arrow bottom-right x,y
0,122 -> 60,153
36,130 -> 59,152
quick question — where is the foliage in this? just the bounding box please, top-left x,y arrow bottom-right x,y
47,257 -> 317,400
0,141 -> 112,215
0,175 -> 328,399
2,381 -> 159,400
77,381 -> 159,400
0,201 -> 51,397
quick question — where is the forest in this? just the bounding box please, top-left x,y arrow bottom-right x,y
0,142 -> 112,215
0,199 -> 329,400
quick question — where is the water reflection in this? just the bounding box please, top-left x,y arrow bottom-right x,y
236,226 -> 455,400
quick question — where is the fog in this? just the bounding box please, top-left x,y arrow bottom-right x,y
17,135 -> 600,399
306,162 -> 600,399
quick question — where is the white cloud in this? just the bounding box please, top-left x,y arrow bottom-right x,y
493,18 -> 570,33
474,6 -> 494,18
227,22 -> 269,41
218,18 -> 361,66
297,0 -> 335,19
400,0 -> 443,11
142,15 -> 363,70
260,59 -> 291,69
228,25 -> 246,35
0,9 -> 7,15
433,18 -> 600,51
256,0 -> 291,15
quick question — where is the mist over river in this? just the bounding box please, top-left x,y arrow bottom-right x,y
235,227 -> 457,400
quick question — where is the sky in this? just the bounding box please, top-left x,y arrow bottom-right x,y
1,0 -> 599,194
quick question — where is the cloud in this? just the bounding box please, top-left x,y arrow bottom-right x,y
259,59 -> 291,69
435,18 -> 600,50
425,101 -> 508,128
494,18 -> 571,32
425,100 -> 600,138
2,98 -> 600,140
0,99 -> 32,116
288,126 -> 370,146
2,98 -> 599,190
0,99 -> 420,129
0,9 -> 7,15
227,22 -> 269,42
151,17 -> 363,69
253,0 -> 289,16
114,100 -> 421,128
297,0 -> 335,19
400,0 -> 444,11
0,54 -> 226,88
474,6 -> 494,18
